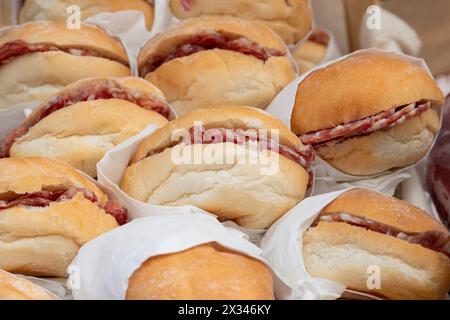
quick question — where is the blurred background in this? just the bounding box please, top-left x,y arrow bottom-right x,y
313,0 -> 449,75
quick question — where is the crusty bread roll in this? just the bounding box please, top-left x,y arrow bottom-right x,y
0,21 -> 131,109
121,107 -> 311,229
169,0 -> 312,45
303,188 -> 450,300
291,53 -> 445,176
138,16 -> 296,116
19,0 -> 154,29
0,157 -> 119,277
126,243 -> 274,300
0,270 -> 58,300
8,77 -> 169,177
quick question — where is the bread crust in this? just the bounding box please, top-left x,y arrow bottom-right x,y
19,0 -> 154,29
126,243 -> 274,300
0,269 -> 58,300
131,107 -> 304,163
291,53 -> 444,135
169,0 -> 312,44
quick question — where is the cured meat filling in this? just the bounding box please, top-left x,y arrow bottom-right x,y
299,102 -> 431,146
140,31 -> 285,76
0,187 -> 128,225
318,212 -> 450,259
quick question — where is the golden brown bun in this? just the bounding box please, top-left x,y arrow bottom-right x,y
316,108 -> 441,175
303,189 -> 450,300
0,53 -> 131,109
0,157 -> 118,277
121,107 -> 308,229
0,270 -> 58,300
0,157 -> 107,203
19,0 -> 154,29
0,21 -> 129,65
291,40 -> 327,74
169,0 -> 312,45
11,99 -> 168,177
126,243 -> 274,300
138,16 -> 296,115
291,53 -> 445,134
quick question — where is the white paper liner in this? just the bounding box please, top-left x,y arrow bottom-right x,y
260,189 -> 353,300
70,213 -> 292,300
265,48 -> 442,195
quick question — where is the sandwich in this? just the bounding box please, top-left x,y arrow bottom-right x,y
291,28 -> 329,74
303,188 -> 450,300
291,52 -> 444,176
138,16 -> 296,116
1,77 -> 170,177
20,0 -> 155,29
0,21 -> 131,109
120,106 -> 314,229
169,0 -> 312,45
0,269 -> 58,300
0,157 -> 125,277
126,243 -> 274,300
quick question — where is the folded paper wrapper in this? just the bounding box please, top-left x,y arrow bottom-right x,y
70,214 -> 292,300
265,48 -> 442,197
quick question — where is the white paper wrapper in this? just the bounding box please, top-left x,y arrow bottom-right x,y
260,189 -> 352,300
265,48 -> 442,195
70,213 -> 291,300
97,125 -> 278,245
